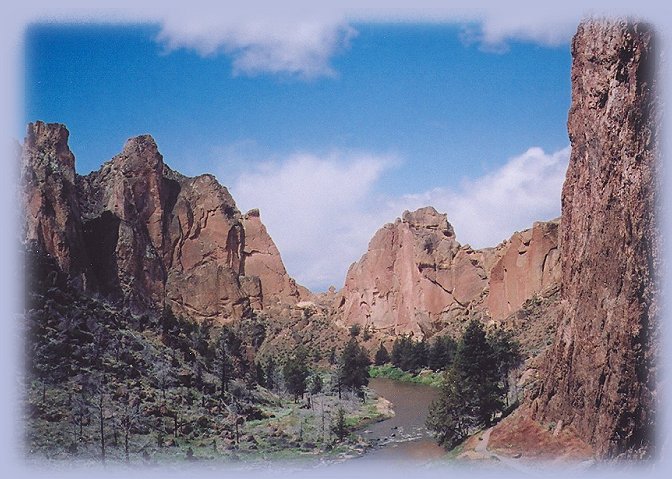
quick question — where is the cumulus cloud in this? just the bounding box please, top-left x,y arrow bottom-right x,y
386,146 -> 571,248
229,146 -> 570,291
149,2 -> 588,78
155,18 -> 356,78
230,152 -> 395,290
14,1 -> 648,78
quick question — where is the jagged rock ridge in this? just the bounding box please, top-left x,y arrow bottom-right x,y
22,122 -> 305,322
529,20 -> 659,458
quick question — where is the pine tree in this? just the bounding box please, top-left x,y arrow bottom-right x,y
309,374 -> 323,395
283,348 -> 310,402
332,407 -> 348,441
374,343 -> 390,366
427,320 -> 504,448
339,337 -> 371,398
453,320 -> 502,426
428,335 -> 457,371
426,367 -> 473,448
487,326 -> 522,405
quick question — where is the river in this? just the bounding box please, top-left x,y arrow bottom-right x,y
357,377 -> 445,462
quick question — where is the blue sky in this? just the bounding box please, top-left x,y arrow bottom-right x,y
24,21 -> 573,291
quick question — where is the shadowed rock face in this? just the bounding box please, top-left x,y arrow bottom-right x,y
529,20 -> 658,458
22,123 -> 304,322
337,206 -> 560,337
78,135 -> 168,312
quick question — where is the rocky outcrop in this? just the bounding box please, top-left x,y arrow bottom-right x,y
78,135 -> 168,311
338,206 -> 561,337
241,209 -> 306,307
339,207 -> 484,336
486,220 -> 561,320
529,20 -> 658,458
21,122 -> 90,288
22,122 -> 303,322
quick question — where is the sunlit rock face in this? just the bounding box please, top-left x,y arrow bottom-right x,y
486,220 -> 561,321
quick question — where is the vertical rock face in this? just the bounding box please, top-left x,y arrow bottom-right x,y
530,20 -> 658,458
486,220 -> 561,320
241,209 -> 305,307
161,171 -> 249,322
21,122 -> 90,288
21,122 -> 304,322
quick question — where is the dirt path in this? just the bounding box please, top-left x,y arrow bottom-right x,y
477,426 -> 595,475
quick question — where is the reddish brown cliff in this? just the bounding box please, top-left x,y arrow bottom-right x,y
78,135 -> 168,311
241,209 -> 307,307
22,123 -> 304,322
529,20 -> 658,458
338,207 -> 488,336
21,122 -> 90,288
161,171 -> 249,322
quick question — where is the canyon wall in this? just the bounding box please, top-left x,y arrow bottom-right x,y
529,20 -> 659,458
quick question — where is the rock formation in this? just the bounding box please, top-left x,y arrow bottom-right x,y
338,207 -> 486,336
21,121 -> 304,322
78,135 -> 168,312
529,20 -> 659,458
337,206 -> 561,337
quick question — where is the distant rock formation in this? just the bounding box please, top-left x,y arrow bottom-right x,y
337,206 -> 560,337
529,20 -> 659,458
21,122 -> 305,322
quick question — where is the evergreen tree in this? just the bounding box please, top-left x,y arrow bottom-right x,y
427,320 -> 504,448
487,326 -> 522,405
283,348 -> 310,402
332,407 -> 348,441
339,337 -> 371,397
264,357 -> 277,391
426,366 -> 473,448
374,343 -> 390,366
309,374 -> 323,395
428,335 -> 457,371
453,320 -> 502,426
412,338 -> 429,370
215,330 -> 234,397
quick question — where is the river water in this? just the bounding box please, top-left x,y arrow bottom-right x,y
358,378 -> 445,462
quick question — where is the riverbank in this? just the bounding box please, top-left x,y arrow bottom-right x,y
369,364 -> 444,388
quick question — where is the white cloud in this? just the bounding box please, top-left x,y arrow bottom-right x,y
230,152 -> 395,290
151,4 -> 580,77
386,146 -> 571,248
10,1 -> 653,79
155,18 -> 356,78
229,146 -> 570,291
